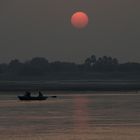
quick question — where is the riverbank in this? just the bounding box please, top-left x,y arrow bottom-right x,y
0,80 -> 140,91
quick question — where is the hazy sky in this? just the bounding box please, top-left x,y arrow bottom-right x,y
0,0 -> 140,63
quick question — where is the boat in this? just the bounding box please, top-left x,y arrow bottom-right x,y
18,95 -> 48,101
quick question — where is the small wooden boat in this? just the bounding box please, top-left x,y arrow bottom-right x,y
18,95 -> 48,101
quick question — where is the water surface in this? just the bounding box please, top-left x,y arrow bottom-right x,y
0,91 -> 140,140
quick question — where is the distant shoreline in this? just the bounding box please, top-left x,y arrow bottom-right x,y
0,80 -> 140,91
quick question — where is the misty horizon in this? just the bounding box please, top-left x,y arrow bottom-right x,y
0,54 -> 139,64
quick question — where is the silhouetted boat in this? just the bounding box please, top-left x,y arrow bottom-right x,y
18,95 -> 48,101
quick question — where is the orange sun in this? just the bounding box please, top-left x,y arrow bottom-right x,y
71,11 -> 89,29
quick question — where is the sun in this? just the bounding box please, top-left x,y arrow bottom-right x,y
71,11 -> 89,29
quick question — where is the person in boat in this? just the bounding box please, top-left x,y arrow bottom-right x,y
38,91 -> 43,97
24,91 -> 31,97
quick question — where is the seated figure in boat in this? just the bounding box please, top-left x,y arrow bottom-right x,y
38,91 -> 43,97
24,91 -> 31,97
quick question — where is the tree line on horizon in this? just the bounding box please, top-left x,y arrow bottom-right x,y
0,55 -> 140,77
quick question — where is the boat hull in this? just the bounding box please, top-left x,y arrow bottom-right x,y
18,96 -> 47,101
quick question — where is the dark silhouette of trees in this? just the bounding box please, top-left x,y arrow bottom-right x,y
50,61 -> 77,72
0,63 -> 8,73
84,55 -> 96,71
0,55 -> 140,79
30,57 -> 49,67
94,56 -> 119,72
20,57 -> 49,76
84,55 -> 119,72
118,63 -> 140,72
8,59 -> 23,74
85,55 -> 96,66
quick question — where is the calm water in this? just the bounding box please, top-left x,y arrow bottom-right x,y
0,91 -> 140,140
